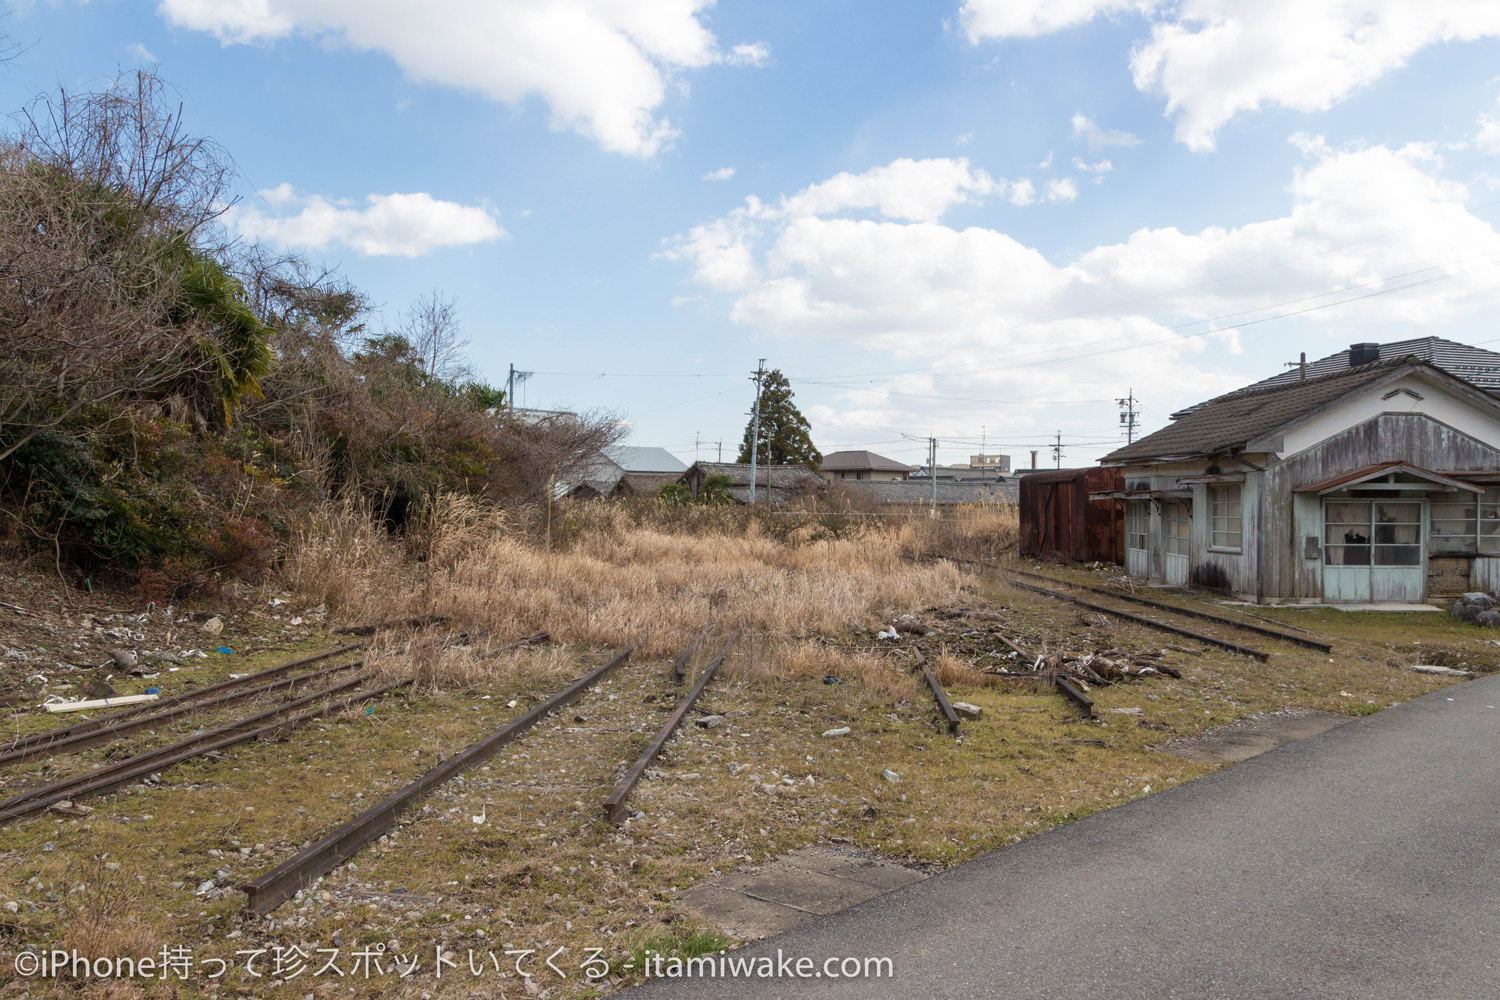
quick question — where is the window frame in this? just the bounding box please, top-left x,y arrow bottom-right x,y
1209,483 -> 1243,553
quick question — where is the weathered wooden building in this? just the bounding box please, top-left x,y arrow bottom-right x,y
1019,468 -> 1124,562
1097,354 -> 1500,604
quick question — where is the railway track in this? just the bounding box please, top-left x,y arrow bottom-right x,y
1004,567 -> 1333,653
1001,576 -> 1274,660
0,643 -> 366,764
242,642 -> 642,915
0,669 -> 404,824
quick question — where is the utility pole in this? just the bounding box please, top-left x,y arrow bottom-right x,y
1284,352 -> 1307,382
1051,431 -> 1064,469
716,441 -> 723,462
929,436 -> 938,515
1116,388 -> 1140,444
507,363 -> 515,410
694,432 -> 700,463
748,359 -> 766,506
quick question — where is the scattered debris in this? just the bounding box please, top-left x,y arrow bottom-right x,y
107,648 -> 140,673
695,714 -> 726,728
952,701 -> 983,719
821,726 -> 851,738
881,769 -> 901,782
1407,664 -> 1475,678
876,626 -> 900,641
44,692 -> 160,713
201,616 -> 224,636
333,615 -> 451,637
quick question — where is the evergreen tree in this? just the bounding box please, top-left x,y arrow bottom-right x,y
737,369 -> 821,471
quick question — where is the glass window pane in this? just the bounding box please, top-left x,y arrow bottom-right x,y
1374,522 -> 1420,545
1327,525 -> 1371,545
1325,501 -> 1371,525
1375,502 -> 1420,524
1374,545 -> 1422,566
1326,545 -> 1371,566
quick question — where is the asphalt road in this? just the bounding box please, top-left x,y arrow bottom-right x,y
627,675 -> 1500,1000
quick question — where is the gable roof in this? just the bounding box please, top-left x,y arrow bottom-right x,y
1101,356 -> 1492,464
819,450 -> 913,473
1174,337 -> 1500,418
683,461 -> 824,487
603,445 -> 688,473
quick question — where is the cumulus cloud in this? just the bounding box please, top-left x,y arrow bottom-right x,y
664,144 -> 1500,435
158,0 -> 768,157
227,184 -> 505,256
1074,157 -> 1114,181
969,1 -> 1500,152
1478,110 -> 1500,156
1071,113 -> 1141,151
702,166 -> 736,181
1044,178 -> 1079,202
959,0 -> 1153,41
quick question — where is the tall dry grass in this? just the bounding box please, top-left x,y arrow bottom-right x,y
285,495 -> 989,688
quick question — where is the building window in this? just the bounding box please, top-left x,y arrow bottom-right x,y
1210,484 -> 1242,551
1164,502 -> 1190,556
1125,501 -> 1147,552
1326,500 -> 1422,566
1431,487 -> 1500,554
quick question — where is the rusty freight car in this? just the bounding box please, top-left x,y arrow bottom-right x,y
1019,468 -> 1124,563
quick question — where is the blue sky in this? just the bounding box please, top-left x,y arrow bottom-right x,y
7,1 -> 1500,469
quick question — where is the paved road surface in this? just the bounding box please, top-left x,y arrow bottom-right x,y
627,675 -> 1500,999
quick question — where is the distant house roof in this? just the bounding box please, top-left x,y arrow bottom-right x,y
819,450 -> 913,474
603,446 -> 688,473
1102,356 -> 1498,464
843,480 -> 1018,505
1174,337 -> 1500,418
680,461 -> 825,504
614,471 -> 682,496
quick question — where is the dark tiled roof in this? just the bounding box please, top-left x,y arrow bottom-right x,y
1175,337 -> 1500,418
1102,356 -> 1425,463
819,450 -> 913,473
615,471 -> 682,496
841,480 -> 1018,504
685,461 -> 824,489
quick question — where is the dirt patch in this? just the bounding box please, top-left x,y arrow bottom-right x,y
1153,708 -> 1351,764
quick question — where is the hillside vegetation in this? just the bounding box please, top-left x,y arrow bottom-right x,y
0,71 -> 613,600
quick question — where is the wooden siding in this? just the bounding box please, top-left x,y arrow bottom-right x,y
1019,468 -> 1124,562
1263,413 -> 1500,600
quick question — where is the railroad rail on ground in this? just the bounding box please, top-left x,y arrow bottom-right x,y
241,642 -> 639,915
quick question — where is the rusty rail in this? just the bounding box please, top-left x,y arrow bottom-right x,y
241,643 -> 638,916
2,644 -> 364,756
912,652 -> 961,735
1007,580 -> 1271,662
0,657 -> 367,768
0,672 -> 398,824
1004,568 -> 1331,652
606,632 -> 737,824
1053,676 -> 1095,718
670,621 -> 714,684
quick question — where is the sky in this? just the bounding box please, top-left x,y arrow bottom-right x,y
6,1 -> 1500,470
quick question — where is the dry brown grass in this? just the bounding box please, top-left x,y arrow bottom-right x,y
287,495 -> 971,684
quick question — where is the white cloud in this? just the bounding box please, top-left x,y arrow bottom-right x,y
1044,178 -> 1079,202
702,166 -> 736,181
665,144 -> 1500,433
1036,151 -> 1054,169
1074,156 -> 1114,181
158,0 -> 768,158
726,42 -> 770,67
959,0 -> 1153,41
1071,113 -> 1141,151
1007,178 -> 1035,206
1478,114 -> 1500,156
227,186 -> 506,256
971,2 -> 1500,152
770,158 -> 1002,223
125,42 -> 159,62
955,131 -> 975,147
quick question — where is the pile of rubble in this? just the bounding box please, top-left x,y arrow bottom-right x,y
1449,592 -> 1500,627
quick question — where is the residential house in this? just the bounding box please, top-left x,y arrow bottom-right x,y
678,461 -> 825,505
819,450 -> 913,481
571,445 -> 688,499
1096,354 -> 1500,604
